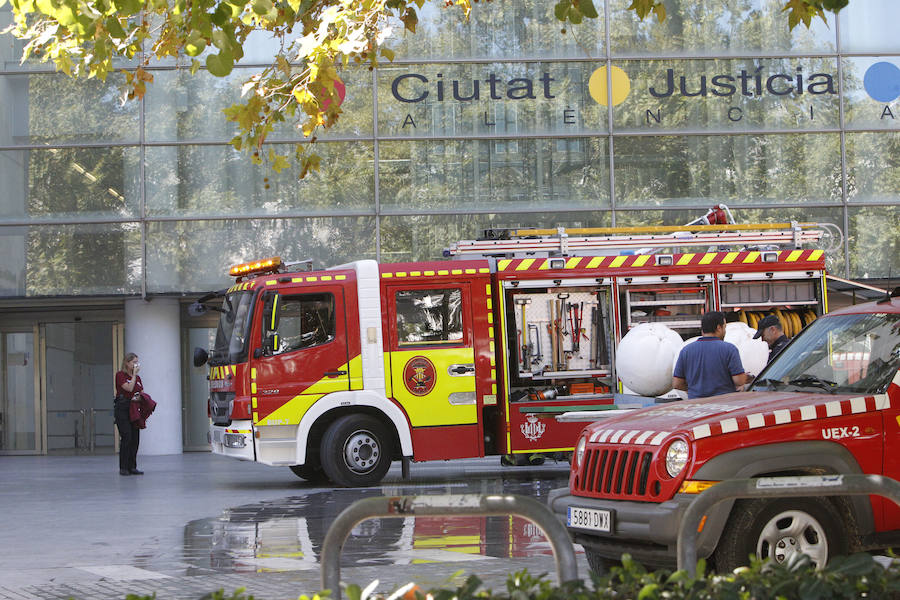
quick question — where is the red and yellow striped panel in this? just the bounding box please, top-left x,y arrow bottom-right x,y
496,250 -> 824,272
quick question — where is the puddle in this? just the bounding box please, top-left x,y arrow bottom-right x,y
181,473 -> 570,574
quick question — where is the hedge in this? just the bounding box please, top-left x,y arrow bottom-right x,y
128,551 -> 900,600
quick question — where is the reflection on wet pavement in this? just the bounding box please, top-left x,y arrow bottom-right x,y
182,471 -> 570,576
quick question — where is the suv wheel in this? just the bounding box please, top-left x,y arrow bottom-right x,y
713,497 -> 847,572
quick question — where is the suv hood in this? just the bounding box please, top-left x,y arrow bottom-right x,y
583,390 -> 890,443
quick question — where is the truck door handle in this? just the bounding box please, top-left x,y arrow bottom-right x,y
449,364 -> 476,375
324,370 -> 348,377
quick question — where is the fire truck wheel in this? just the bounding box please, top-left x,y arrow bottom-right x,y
289,463 -> 328,483
712,497 -> 847,573
585,550 -> 619,575
320,414 -> 392,487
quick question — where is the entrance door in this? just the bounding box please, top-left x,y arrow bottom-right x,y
43,322 -> 116,454
0,329 -> 39,454
184,327 -> 216,450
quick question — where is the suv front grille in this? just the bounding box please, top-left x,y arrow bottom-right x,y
575,447 -> 656,500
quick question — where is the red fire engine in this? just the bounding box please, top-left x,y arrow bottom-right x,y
193,212 -> 839,487
549,291 -> 900,572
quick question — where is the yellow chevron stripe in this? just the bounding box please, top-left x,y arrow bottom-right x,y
722,252 -> 738,264
565,257 -> 583,269
786,250 -> 803,262
699,253 -> 716,265
586,256 -> 605,269
633,255 -> 650,267
516,259 -> 535,271
677,253 -> 695,266
743,251 -> 760,263
498,260 -> 512,271
809,249 -> 823,261
610,256 -> 627,268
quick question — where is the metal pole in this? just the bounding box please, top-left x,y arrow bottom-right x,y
321,494 -> 578,599
677,474 -> 900,575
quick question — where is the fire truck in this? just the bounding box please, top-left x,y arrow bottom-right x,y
193,210 -> 840,487
549,292 -> 900,572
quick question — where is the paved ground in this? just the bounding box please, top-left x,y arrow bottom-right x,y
0,453 -> 587,599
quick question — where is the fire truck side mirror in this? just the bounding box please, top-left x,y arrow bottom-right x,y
193,347 -> 209,367
261,292 -> 281,356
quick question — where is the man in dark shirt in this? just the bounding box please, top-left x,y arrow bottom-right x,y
672,311 -> 747,399
753,314 -> 791,364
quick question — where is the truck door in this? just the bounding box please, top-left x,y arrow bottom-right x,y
386,281 -> 482,460
252,285 -> 351,427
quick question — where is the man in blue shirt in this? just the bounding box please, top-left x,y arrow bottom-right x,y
672,311 -> 747,399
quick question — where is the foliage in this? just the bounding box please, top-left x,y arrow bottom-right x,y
1,0 -> 854,177
117,552 -> 900,599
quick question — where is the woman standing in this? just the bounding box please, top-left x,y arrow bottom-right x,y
115,353 -> 144,476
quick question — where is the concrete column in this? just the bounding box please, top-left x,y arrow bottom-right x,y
124,297 -> 183,455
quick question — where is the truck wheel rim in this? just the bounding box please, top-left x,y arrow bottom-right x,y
756,510 -> 828,567
343,429 -> 380,473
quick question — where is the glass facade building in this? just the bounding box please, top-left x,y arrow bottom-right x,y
0,0 -> 897,454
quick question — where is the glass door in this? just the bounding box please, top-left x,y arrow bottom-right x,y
0,329 -> 40,454
184,327 -> 216,450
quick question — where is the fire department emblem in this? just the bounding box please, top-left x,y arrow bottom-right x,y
403,356 -> 436,397
520,415 -> 546,442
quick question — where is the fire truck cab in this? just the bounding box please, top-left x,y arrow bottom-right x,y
196,217 -> 840,487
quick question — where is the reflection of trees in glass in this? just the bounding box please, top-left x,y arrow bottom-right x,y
845,132 -> 900,203
145,143 -> 374,217
608,0 -> 835,56
22,72 -> 138,143
26,224 -> 141,295
389,0 -> 603,61
380,211 -> 612,263
613,133 -> 841,206
379,138 -> 608,213
145,217 -> 376,293
849,206 -> 898,279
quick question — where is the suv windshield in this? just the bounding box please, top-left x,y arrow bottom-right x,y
211,290 -> 255,365
751,312 -> 900,395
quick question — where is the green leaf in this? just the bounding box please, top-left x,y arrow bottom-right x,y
576,0 -> 598,19
402,7 -> 417,33
112,0 -> 141,16
206,51 -> 234,76
251,0 -> 272,15
554,0 -> 569,21
185,36 -> 207,56
637,583 -> 659,600
568,5 -> 583,24
105,17 -> 126,39
380,47 -> 394,62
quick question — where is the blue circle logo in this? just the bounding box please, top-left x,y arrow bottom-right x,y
863,61 -> 900,103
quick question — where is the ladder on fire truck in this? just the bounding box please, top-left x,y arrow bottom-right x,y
444,205 -> 843,258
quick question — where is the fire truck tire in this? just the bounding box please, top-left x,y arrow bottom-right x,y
320,414 -> 392,487
585,550 -> 619,575
289,463 -> 328,483
712,497 -> 848,572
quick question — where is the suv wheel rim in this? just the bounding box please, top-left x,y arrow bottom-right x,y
757,509 -> 828,567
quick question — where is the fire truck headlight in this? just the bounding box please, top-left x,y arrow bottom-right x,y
665,440 -> 689,478
574,435 -> 587,469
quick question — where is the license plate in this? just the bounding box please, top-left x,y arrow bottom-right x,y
567,506 -> 612,532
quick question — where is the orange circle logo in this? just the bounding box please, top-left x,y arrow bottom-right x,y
403,356 -> 436,396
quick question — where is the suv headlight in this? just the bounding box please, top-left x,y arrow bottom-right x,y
574,435 -> 587,469
665,439 -> 689,478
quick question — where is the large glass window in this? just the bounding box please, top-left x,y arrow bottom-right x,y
0,222 -> 141,297
379,137 -> 609,213
377,62 -> 606,137
380,211 -> 612,263
0,147 -> 141,222
842,57 -> 900,130
609,0 -> 836,56
388,0 -> 603,61
845,132 -> 900,204
145,143 -> 375,218
144,67 -> 373,143
145,216 -> 376,293
838,0 -> 899,53
849,205 -> 898,279
0,72 -> 139,144
610,57 -> 841,132
613,133 -> 842,207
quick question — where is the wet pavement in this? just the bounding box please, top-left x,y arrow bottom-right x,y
0,453 -> 588,599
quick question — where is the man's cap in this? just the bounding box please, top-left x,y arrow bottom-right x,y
753,314 -> 781,339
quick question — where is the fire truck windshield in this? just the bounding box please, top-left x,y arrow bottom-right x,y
751,312 -> 900,395
210,290 -> 255,365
